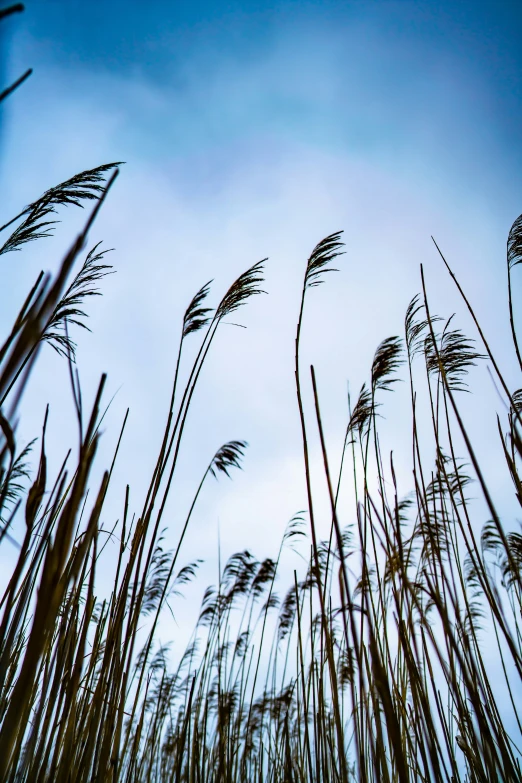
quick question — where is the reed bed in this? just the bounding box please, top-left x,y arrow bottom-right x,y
1,7 -> 521,780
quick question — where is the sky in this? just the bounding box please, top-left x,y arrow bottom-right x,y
1,0 -> 522,654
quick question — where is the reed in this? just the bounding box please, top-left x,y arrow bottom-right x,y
1,7 -> 521,780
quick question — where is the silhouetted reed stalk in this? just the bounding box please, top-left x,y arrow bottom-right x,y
1,12 -> 522,777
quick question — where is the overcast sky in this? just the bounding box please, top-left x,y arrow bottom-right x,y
1,0 -> 522,647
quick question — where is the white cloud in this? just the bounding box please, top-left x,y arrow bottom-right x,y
1,21 -> 521,664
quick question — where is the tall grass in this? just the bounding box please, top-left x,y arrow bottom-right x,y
1,8 -> 522,780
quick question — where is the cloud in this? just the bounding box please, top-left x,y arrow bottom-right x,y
1,12 -> 521,663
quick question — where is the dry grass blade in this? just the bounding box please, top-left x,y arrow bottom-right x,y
371,336 -> 403,393
0,162 -> 123,249
304,231 -> 344,290
216,260 -> 266,320
183,280 -> 213,337
209,440 -> 248,479
42,242 -> 114,359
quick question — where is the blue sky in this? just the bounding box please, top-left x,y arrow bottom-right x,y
5,0 -> 522,176
1,0 -> 522,658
